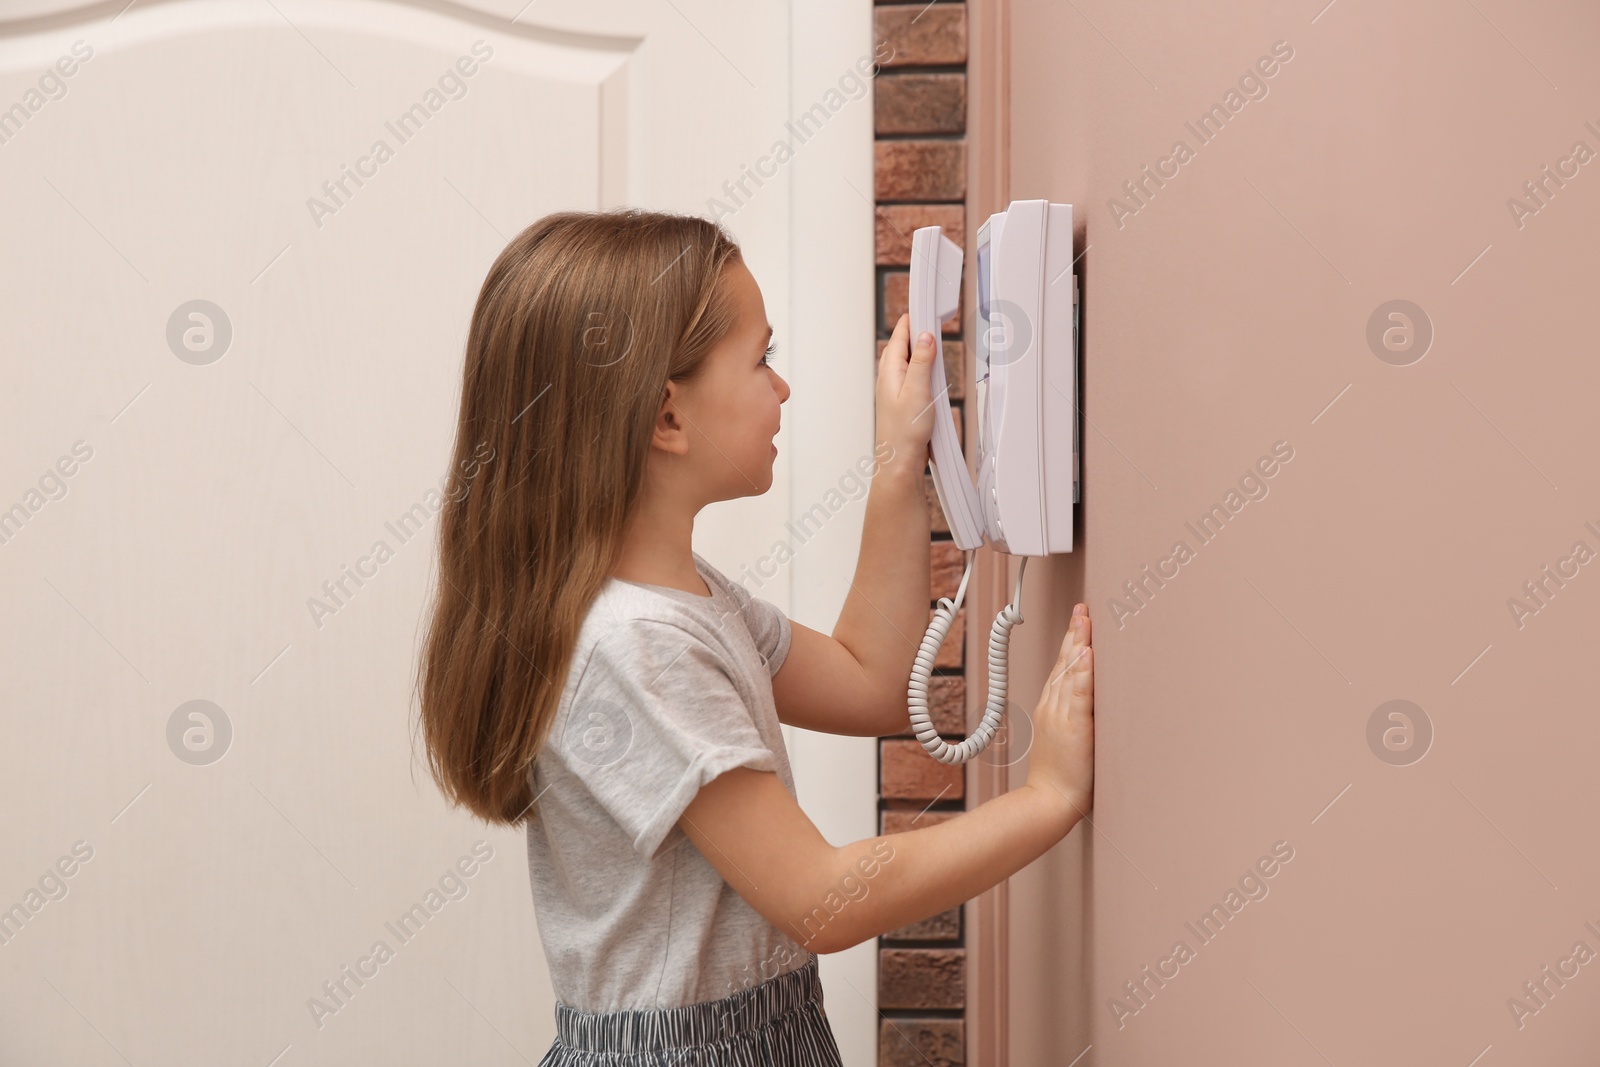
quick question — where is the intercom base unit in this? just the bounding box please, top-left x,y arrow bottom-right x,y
975,200 -> 1078,556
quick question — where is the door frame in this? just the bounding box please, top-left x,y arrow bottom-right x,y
964,0 -> 1013,1063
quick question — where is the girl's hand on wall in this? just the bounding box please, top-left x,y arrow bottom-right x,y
1025,603 -> 1095,823
876,312 -> 937,468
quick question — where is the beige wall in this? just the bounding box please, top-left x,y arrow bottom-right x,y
1003,1 -> 1600,1062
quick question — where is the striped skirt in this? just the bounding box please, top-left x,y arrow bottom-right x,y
537,953 -> 844,1066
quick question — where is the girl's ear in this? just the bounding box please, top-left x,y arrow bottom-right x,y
651,380 -> 691,456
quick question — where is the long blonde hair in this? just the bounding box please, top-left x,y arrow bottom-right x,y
415,208 -> 743,825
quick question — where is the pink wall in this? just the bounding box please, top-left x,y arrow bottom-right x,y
1003,1 -> 1600,1062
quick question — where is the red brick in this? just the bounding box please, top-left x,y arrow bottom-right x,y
931,602 -> 963,669
884,270 -> 962,334
880,1018 -> 964,1067
876,204 -> 964,266
880,807 -> 962,835
884,907 -> 961,942
876,140 -> 966,201
874,5 -> 967,66
887,672 -> 964,739
880,948 -> 965,1010
876,72 -> 966,135
924,474 -> 949,534
929,673 -> 966,734
943,339 -> 965,401
882,738 -> 964,802
931,540 -> 964,601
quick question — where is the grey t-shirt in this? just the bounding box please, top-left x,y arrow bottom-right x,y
525,551 -> 814,1012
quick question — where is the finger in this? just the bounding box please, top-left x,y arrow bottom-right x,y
1070,607 -> 1088,650
1048,628 -> 1078,690
1048,665 -> 1071,698
1062,611 -> 1090,663
879,314 -> 911,388
1066,646 -> 1093,720
903,333 -> 939,412
884,313 -> 910,360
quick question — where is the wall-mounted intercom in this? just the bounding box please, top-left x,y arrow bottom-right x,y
907,200 -> 1080,764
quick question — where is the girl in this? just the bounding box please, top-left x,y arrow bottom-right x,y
416,208 -> 1095,1066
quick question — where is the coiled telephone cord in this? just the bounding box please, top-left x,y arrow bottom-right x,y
906,553 -> 1029,764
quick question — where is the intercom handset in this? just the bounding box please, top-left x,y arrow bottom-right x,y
907,200 -> 1080,765
913,228 -> 987,552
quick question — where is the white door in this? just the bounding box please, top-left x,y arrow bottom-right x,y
0,1 -> 880,1062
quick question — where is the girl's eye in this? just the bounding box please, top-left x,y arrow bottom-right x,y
761,341 -> 778,367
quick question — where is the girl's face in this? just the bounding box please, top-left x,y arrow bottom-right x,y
670,258 -> 791,501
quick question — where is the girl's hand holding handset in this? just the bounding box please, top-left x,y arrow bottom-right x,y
876,312 -> 938,465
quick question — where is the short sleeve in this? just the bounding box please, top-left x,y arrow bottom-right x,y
562,619 -> 777,861
719,571 -> 793,677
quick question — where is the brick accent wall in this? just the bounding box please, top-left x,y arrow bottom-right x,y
873,4 -> 971,1065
